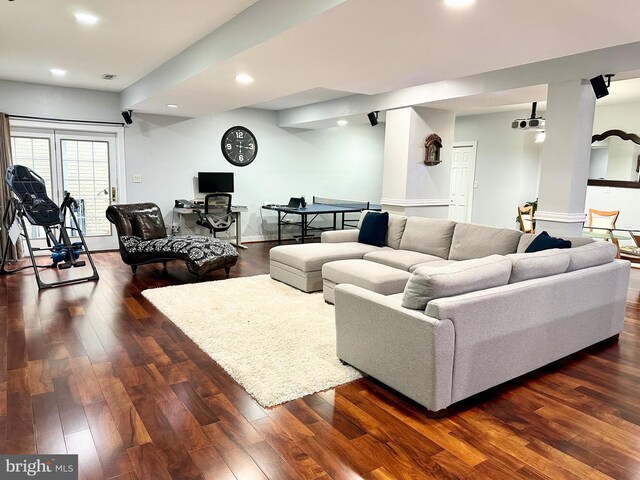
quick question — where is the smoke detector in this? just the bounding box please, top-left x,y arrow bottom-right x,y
102,74 -> 117,80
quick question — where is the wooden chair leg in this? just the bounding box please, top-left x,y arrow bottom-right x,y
224,266 -> 230,278
612,238 -> 621,259
131,265 -> 137,274
162,261 -> 168,273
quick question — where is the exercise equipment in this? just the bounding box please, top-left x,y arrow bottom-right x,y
0,165 -> 99,289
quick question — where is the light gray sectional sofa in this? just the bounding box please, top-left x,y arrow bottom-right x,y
269,211 -> 630,413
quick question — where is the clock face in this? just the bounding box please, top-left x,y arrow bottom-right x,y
221,126 -> 257,167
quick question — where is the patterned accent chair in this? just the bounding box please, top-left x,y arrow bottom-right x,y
106,203 -> 238,278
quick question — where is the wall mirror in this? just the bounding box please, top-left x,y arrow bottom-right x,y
588,130 -> 640,188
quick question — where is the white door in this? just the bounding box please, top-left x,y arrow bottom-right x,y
10,127 -> 121,251
448,142 -> 477,222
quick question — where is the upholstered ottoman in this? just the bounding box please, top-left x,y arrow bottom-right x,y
322,259 -> 411,304
270,242 -> 382,292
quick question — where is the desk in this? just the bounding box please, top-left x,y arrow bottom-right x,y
262,200 -> 381,245
172,205 -> 248,249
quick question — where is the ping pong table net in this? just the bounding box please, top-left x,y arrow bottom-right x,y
312,196 -> 370,210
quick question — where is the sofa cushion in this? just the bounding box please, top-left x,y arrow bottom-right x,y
363,250 -> 444,271
401,255 -> 512,310
398,217 -> 456,259
449,223 -> 522,261
566,241 -> 618,272
358,210 -> 407,249
517,234 -> 593,253
358,212 -> 389,247
525,231 -> 571,253
269,242 -> 381,273
507,249 -> 570,283
323,259 -> 411,295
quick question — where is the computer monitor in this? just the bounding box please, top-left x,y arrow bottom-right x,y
197,172 -> 234,193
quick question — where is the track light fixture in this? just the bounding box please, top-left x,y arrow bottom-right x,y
590,74 -> 614,99
121,110 -> 133,125
367,111 -> 379,127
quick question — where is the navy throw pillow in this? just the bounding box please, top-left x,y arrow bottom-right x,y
525,231 -> 572,253
358,212 -> 389,247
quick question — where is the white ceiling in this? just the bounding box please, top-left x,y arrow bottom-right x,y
0,0 -> 256,91
2,0 -> 640,118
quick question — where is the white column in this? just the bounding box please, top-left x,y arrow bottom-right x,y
535,79 -> 596,236
381,107 -> 455,218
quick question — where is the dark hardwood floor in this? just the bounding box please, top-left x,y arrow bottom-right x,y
1,242 -> 639,480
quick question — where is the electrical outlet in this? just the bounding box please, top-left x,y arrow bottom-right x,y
604,186 -> 610,194
473,180 -> 479,188
133,174 -> 142,183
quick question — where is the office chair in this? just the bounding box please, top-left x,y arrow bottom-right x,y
195,193 -> 235,238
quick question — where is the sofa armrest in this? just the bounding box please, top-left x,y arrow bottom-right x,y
334,284 -> 454,411
321,229 -> 359,243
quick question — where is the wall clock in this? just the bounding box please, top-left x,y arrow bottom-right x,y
221,126 -> 258,167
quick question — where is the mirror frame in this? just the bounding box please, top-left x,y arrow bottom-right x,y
588,129 -> 640,189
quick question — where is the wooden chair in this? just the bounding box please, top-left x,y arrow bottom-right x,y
517,205 -> 535,234
586,208 -> 620,258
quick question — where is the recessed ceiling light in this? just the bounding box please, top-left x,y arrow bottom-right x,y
50,68 -> 66,77
166,104 -> 179,108
74,12 -> 99,25
235,73 -> 254,84
337,120 -> 348,126
444,0 -> 476,7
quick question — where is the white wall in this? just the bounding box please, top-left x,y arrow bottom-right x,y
454,110 -> 541,228
1,80 -> 385,242
0,79 -> 121,122
125,111 -> 385,241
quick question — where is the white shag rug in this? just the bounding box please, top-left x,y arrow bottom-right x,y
142,275 -> 362,407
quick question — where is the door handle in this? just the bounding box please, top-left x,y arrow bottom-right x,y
111,186 -> 117,203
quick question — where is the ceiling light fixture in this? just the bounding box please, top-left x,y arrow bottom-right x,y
337,120 -> 348,126
235,73 -> 254,84
50,68 -> 66,77
74,12 -> 99,25
444,0 -> 476,7
166,104 -> 179,108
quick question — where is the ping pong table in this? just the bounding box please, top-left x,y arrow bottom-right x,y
262,196 -> 381,244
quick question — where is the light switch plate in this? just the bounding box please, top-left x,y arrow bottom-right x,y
133,174 -> 142,183
473,181 -> 479,188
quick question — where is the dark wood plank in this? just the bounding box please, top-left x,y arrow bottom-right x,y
84,400 -> 135,478
158,443 -> 204,480
65,429 -> 105,480
171,381 -> 219,426
188,445 -> 236,480
52,375 -> 89,434
6,389 -> 35,453
31,392 -> 67,454
127,443 -> 172,480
